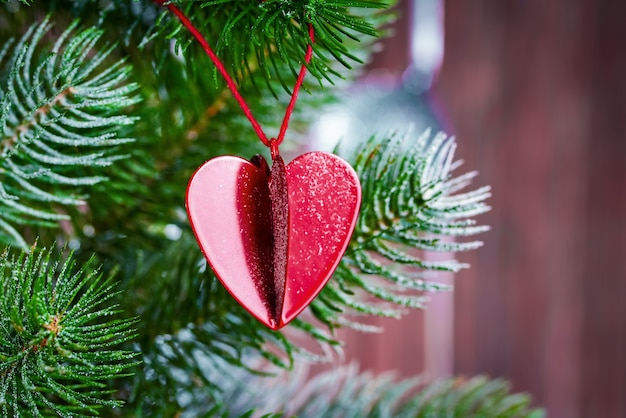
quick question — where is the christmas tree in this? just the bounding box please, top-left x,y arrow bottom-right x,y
0,1 -> 544,416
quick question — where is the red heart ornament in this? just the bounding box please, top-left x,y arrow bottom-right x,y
186,152 -> 361,330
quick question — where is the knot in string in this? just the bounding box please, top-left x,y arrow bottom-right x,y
270,139 -> 281,160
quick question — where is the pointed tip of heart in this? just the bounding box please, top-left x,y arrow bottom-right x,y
269,324 -> 282,331
266,318 -> 284,331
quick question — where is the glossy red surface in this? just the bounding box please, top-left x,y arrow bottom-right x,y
186,152 -> 361,330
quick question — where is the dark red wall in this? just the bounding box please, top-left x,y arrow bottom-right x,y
345,1 -> 626,417
438,1 -> 626,417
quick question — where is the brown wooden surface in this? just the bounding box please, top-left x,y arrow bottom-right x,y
340,1 -> 626,417
437,1 -> 626,417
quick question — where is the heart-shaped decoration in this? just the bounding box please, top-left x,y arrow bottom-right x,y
186,152 -> 361,330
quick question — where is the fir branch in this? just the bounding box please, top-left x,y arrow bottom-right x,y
313,129 -> 491,329
289,367 -> 545,417
0,245 -> 139,417
130,322 -> 292,416
160,359 -> 544,417
0,16 -> 139,249
149,0 -> 392,90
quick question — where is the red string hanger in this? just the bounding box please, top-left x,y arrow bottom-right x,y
154,0 -> 314,159
155,1 -> 361,330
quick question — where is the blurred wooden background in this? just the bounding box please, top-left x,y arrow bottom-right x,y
341,1 -> 626,417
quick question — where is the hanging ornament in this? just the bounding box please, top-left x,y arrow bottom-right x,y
157,1 -> 361,330
187,152 -> 360,330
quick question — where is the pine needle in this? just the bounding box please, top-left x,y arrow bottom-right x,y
0,245 -> 139,417
0,17 -> 139,249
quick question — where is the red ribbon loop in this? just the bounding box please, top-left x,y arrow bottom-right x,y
155,0 -> 314,156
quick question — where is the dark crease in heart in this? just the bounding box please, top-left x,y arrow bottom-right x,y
269,154 -> 289,325
250,154 -> 271,176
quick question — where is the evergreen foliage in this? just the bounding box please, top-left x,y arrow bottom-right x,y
292,369 -> 545,417
316,130 -> 491,329
145,360 -> 545,417
0,1 -> 542,416
0,245 -> 138,417
0,16 -> 139,249
150,0 -> 389,89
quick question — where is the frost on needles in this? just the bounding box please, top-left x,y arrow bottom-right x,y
0,246 -> 138,417
0,17 -> 139,249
